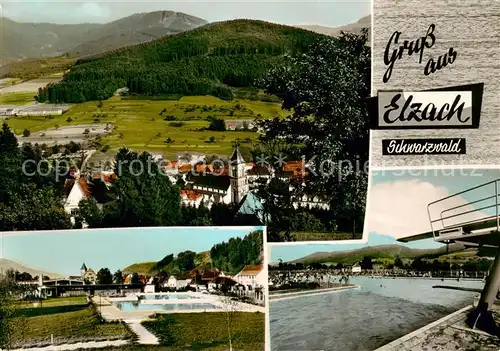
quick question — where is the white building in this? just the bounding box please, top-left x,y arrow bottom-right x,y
165,275 -> 192,290
233,264 -> 266,291
351,265 -> 362,273
174,147 -> 330,212
64,177 -> 90,216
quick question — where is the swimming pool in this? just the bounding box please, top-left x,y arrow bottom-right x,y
113,301 -> 220,312
139,293 -> 197,300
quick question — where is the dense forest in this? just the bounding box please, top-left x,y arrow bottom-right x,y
36,20 -> 326,103
210,230 -> 263,274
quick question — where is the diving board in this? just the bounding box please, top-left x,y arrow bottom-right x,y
397,177 -> 500,336
398,178 -> 500,247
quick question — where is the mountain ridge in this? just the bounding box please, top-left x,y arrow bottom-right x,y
0,258 -> 63,278
295,15 -> 371,44
0,11 -> 208,65
287,243 -> 466,265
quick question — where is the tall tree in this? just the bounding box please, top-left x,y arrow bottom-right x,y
100,148 -> 181,227
97,268 -> 113,285
257,30 -> 370,239
113,270 -> 124,284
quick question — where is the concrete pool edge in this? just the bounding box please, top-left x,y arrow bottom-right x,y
269,285 -> 360,302
374,305 -> 474,351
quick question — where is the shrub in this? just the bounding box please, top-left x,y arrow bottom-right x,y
22,129 -> 30,137
169,121 -> 185,127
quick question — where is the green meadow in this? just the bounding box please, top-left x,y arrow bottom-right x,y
11,296 -> 132,348
143,312 -> 265,351
4,94 -> 286,159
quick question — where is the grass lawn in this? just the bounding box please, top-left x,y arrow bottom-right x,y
0,92 -> 36,105
292,231 -> 363,241
143,312 -> 265,351
4,95 -> 286,159
16,296 -> 87,309
11,297 -> 132,348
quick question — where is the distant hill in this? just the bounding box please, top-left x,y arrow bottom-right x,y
122,251 -> 212,275
295,15 -> 371,45
36,19 -> 328,103
0,258 -> 63,278
122,261 -> 157,275
289,244 -> 466,265
0,11 -> 207,66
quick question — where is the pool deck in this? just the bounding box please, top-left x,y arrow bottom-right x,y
375,303 -> 500,351
269,285 -> 360,301
92,294 -> 265,323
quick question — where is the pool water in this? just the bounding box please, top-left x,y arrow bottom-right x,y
270,277 -> 484,351
114,301 -> 220,312
140,294 -> 196,300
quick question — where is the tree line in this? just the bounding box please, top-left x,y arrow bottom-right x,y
270,255 -> 493,274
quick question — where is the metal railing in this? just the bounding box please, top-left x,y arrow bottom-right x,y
427,178 -> 500,240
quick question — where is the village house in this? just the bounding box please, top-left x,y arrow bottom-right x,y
233,264 -> 266,291
64,146 -> 329,222
165,273 -> 192,290
176,147 -> 330,212
63,171 -> 116,223
224,120 -> 255,131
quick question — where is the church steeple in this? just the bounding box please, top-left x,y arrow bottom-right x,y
229,146 -> 248,204
80,262 -> 87,279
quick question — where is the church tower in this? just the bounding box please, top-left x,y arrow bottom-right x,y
80,262 -> 88,280
229,146 -> 248,204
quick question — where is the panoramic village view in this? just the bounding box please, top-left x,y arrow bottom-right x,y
0,3 -> 371,242
0,227 -> 266,350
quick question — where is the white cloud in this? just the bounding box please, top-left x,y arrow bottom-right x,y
366,179 -> 490,239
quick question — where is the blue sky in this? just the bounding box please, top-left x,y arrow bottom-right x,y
2,1 -> 370,27
367,168 -> 500,240
1,226 -> 263,276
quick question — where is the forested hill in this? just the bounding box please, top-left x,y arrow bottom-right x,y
123,230 -> 264,276
36,19 -> 327,103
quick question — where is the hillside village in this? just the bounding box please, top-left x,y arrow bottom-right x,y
8,261 -> 266,303
0,14 -> 370,241
63,146 -> 330,225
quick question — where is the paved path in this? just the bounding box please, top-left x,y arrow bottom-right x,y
3,339 -> 129,351
126,322 -> 159,345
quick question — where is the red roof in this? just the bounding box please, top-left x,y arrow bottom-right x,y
180,190 -> 203,200
78,177 -> 90,197
178,164 -> 192,173
239,264 -> 264,276
102,173 -> 117,183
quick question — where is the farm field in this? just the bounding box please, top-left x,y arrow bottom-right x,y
0,77 -> 61,94
4,95 -> 286,159
0,92 -> 37,105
